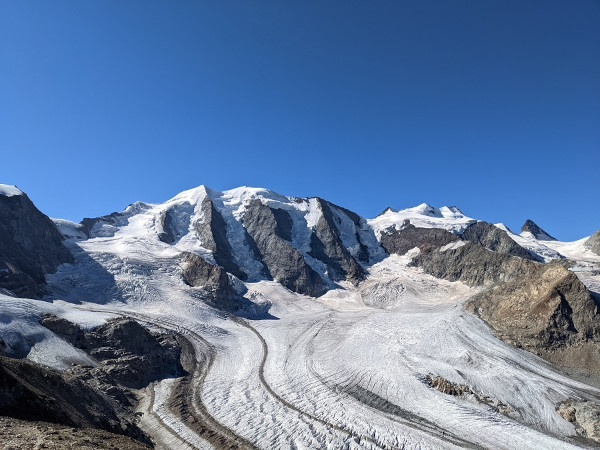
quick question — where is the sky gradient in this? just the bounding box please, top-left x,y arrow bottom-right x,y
1,1 -> 599,240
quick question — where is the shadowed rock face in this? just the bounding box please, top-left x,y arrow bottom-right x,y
585,229 -> 600,256
521,219 -> 556,241
242,200 -> 327,297
0,355 -> 148,443
41,315 -> 183,390
181,252 -> 237,303
461,221 -> 537,260
80,211 -> 125,238
195,196 -> 247,280
0,192 -> 73,297
380,224 -> 458,256
157,208 -> 177,244
411,241 -> 535,287
308,198 -> 365,285
465,263 -> 600,350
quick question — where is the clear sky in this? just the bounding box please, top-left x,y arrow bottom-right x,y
1,1 -> 598,240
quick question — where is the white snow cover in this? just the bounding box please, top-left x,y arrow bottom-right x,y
368,203 -> 476,238
52,218 -> 87,239
0,184 -> 24,197
0,294 -> 107,369
3,184 -> 600,448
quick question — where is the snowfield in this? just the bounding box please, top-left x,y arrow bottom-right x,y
3,187 -> 600,449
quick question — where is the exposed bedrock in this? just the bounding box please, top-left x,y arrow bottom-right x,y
156,208 -> 177,244
411,241 -> 535,286
380,223 -> 458,256
308,198 -> 366,285
465,263 -> 600,374
521,219 -> 557,241
0,192 -> 73,298
426,375 -> 517,417
41,314 -> 183,390
195,196 -> 247,280
180,251 -> 239,304
585,229 -> 600,256
0,355 -> 149,444
242,200 -> 327,297
460,221 -> 538,260
557,400 -> 600,444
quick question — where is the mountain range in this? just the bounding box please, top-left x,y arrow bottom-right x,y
1,183 -> 600,449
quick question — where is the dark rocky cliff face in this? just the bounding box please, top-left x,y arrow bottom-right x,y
521,219 -> 556,241
242,200 -> 327,297
0,355 -> 149,443
380,223 -> 458,256
461,221 -> 538,260
180,251 -> 238,305
41,314 -> 183,390
411,242 -> 536,286
195,196 -> 247,280
308,198 -> 365,286
157,208 -> 178,244
0,192 -> 73,297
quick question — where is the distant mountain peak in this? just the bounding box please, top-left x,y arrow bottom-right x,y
520,219 -> 556,241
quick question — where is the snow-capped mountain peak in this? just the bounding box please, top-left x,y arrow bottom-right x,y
520,219 -> 556,241
0,184 -> 24,197
368,202 -> 476,237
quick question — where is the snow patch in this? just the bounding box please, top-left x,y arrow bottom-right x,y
0,184 -> 24,197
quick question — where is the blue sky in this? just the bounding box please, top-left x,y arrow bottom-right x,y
1,1 -> 598,240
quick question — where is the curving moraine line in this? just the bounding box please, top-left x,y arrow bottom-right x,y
77,306 -> 473,449
76,307 -> 256,450
234,314 -> 482,450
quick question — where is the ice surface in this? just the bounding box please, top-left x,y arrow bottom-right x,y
0,295 -> 101,369
52,218 -> 87,239
0,184 -> 23,197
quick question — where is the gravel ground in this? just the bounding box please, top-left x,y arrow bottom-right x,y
0,416 -> 150,450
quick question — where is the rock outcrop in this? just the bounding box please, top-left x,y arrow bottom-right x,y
242,200 -> 327,297
521,219 -> 556,241
461,221 -> 537,260
308,198 -> 365,285
195,196 -> 247,280
180,252 -> 239,308
465,263 -> 600,373
0,188 -> 73,297
156,208 -> 178,244
411,241 -> 535,286
0,355 -> 149,443
557,400 -> 600,444
426,375 -> 517,417
380,223 -> 458,256
41,314 -> 183,390
585,229 -> 600,256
